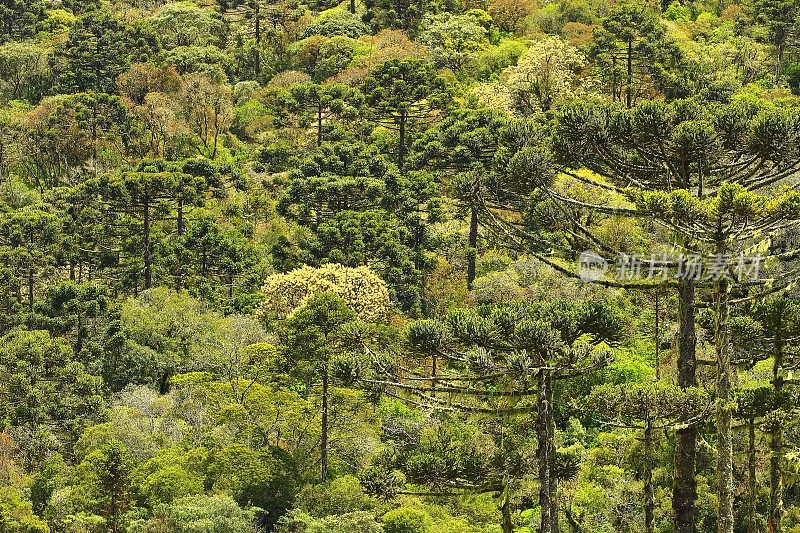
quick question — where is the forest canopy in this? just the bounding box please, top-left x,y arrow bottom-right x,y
2,0 -> 800,532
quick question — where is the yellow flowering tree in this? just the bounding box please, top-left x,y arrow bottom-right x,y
502,36 -> 591,114
259,264 -> 392,322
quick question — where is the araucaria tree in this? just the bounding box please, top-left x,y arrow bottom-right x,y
370,300 -> 623,533
13,2 -> 800,532
479,96 -> 800,533
411,108 -> 507,290
262,264 -> 391,482
586,382 -> 710,533
362,58 -> 449,172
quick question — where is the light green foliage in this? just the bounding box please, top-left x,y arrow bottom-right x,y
133,494 -> 258,533
132,448 -> 205,506
382,507 -> 432,533
5,1 -> 800,533
419,11 -> 490,71
277,509 -> 384,532
149,2 -> 227,49
301,9 -> 370,39
162,45 -> 232,81
290,35 -> 371,82
503,36 -> 590,113
294,475 -> 380,516
118,288 -> 219,387
0,487 -> 50,533
36,9 -> 76,35
0,42 -> 50,103
206,443 -> 296,521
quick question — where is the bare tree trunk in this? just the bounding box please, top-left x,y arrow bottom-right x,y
747,416 -> 757,533
467,206 -> 478,290
431,353 -> 437,394
770,418 -> 784,533
254,2 -> 261,80
317,103 -> 323,147
537,370 -> 553,533
715,277 -> 734,533
143,198 -> 152,290
27,264 -> 33,311
626,40 -> 633,108
547,376 -> 558,532
673,281 -> 697,533
176,201 -> 185,291
500,476 -> 513,533
321,370 -> 329,482
644,419 -> 655,533
398,110 -> 407,172
654,292 -> 661,380
770,336 -> 785,533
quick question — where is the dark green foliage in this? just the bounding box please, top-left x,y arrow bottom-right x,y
0,0 -> 45,42
363,59 -> 450,171
0,329 -> 104,442
56,11 -> 159,93
363,0 -> 456,34
591,1 -> 689,105
4,2 -> 800,532
301,10 -> 370,39
276,141 -> 440,312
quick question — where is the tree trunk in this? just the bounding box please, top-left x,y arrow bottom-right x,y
350,0 -> 356,13
654,291 -> 661,380
770,418 -> 784,533
317,103 -> 323,147
176,201 -> 185,291
254,3 -> 261,79
500,476 -> 513,533
398,110 -> 407,172
644,420 -> 655,533
92,103 -> 99,178
431,353 -> 437,394
715,277 -> 734,533
770,332 -> 785,533
537,370 -> 554,533
673,280 -> 697,533
75,314 -> 84,354
321,370 -> 329,482
27,264 -> 33,311
547,376 -> 558,532
747,416 -> 757,533
626,39 -> 633,108
212,120 -> 220,159
177,202 -> 184,237
143,198 -> 152,290
467,206 -> 478,290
